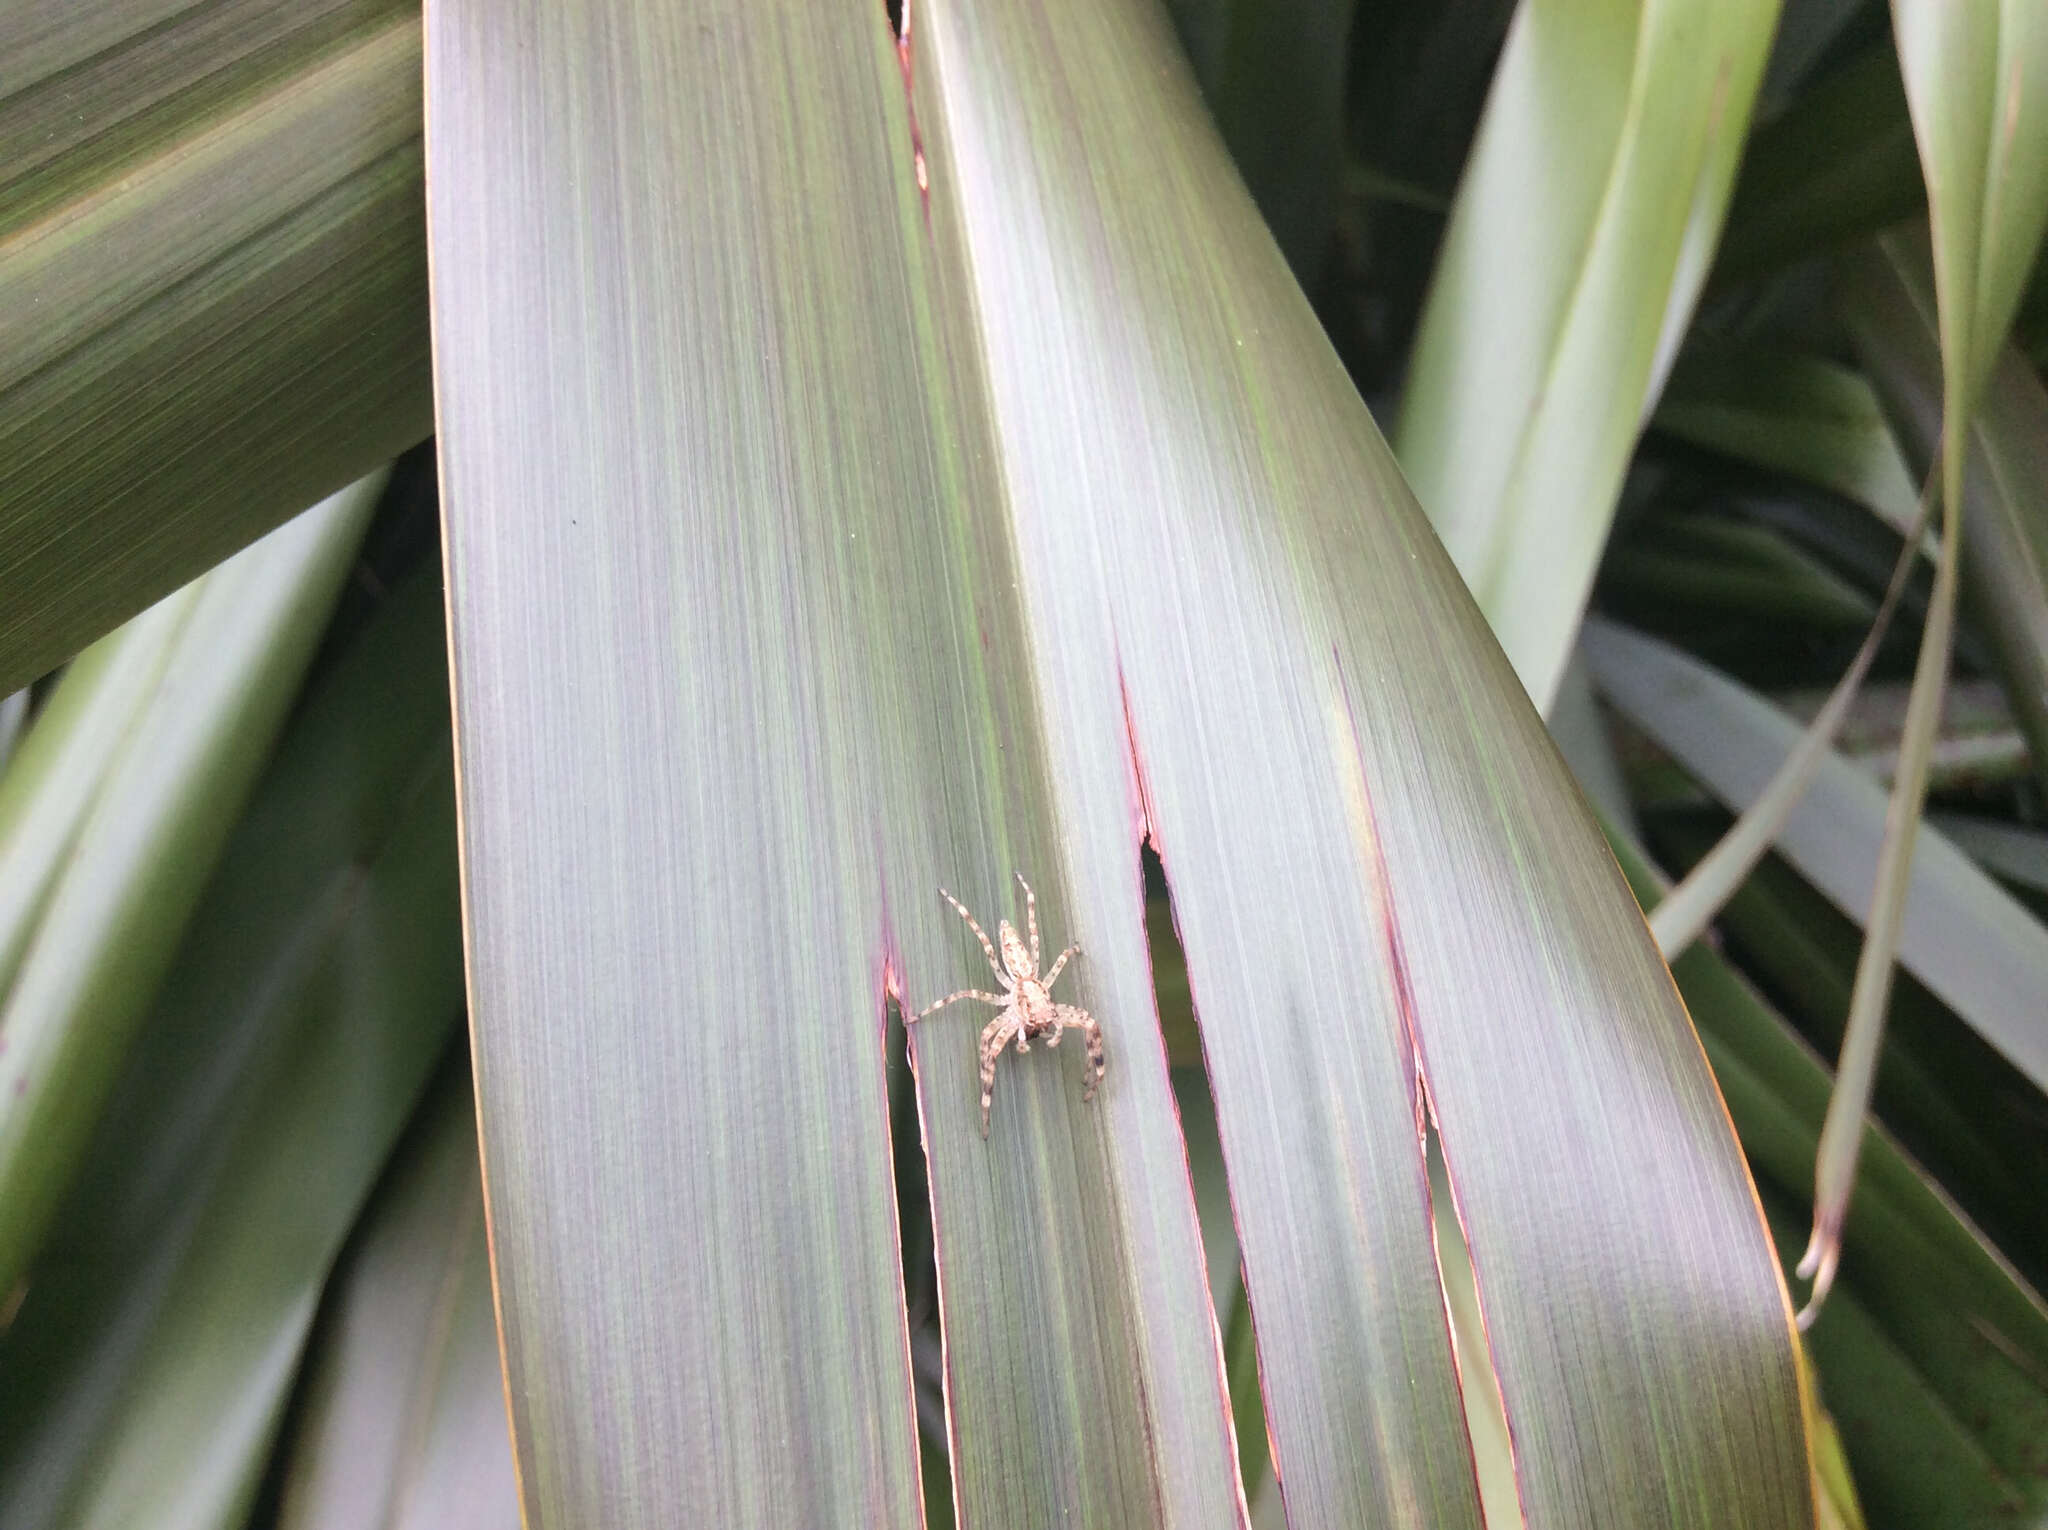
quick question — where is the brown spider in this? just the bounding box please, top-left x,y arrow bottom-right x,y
909,873 -> 1105,1136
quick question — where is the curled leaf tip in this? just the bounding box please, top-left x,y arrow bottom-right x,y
1793,1220 -> 1840,1330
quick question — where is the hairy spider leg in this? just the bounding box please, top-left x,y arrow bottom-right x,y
913,989 -> 1007,1022
978,1007 -> 1024,1135
1015,872 -> 1041,965
1053,1004 -> 1106,1101
938,887 -> 1008,983
1041,944 -> 1080,987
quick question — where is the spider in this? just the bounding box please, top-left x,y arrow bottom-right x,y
909,873 -> 1105,1136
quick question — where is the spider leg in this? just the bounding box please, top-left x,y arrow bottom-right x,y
939,887 -> 1009,984
1016,871 -> 1041,965
1041,944 -> 1080,988
1053,1005 -> 1106,1103
978,1007 -> 1022,1136
913,989 -> 1007,1022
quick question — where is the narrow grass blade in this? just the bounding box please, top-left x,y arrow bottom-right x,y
1584,620 -> 2048,1097
0,0 -> 431,692
0,562 -> 462,1530
1782,1 -> 2048,1318
1647,814 -> 2046,1282
1840,234 -> 2048,801
1395,0 -> 1783,708
1648,478 -> 1932,958
0,476 -> 378,1297
275,1065 -> 517,1530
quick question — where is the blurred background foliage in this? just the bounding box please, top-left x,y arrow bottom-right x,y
0,0 -> 2044,1526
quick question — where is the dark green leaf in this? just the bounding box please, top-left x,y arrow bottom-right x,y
0,0 -> 431,691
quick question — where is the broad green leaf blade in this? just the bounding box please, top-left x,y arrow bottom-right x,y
0,476 -> 378,1298
0,0 -> 431,693
1713,44 -> 1922,286
1653,342 -> 1925,537
1584,618 -> 2048,1098
1840,234 -> 2048,801
1759,1186 -> 2044,1530
918,0 -> 1805,1523
907,6 -> 1465,1521
276,1067 -> 518,1530
1606,827 -> 2048,1530
427,7 -> 1224,1526
1395,0 -> 1783,709
431,2 -> 1810,1526
0,561 -> 462,1530
1890,0 -> 2048,428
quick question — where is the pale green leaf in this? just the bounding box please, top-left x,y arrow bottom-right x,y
0,561 -> 463,1530
276,1067 -> 519,1530
0,477 -> 378,1298
1890,0 -> 2048,425
1396,0 -> 1783,708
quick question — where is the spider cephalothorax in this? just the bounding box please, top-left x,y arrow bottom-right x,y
909,873 -> 1105,1136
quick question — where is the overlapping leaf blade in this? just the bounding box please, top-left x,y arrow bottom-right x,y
0,0 -> 431,691
428,0 -> 1810,1525
0,562 -> 462,1530
275,1067 -> 518,1530
0,478 -> 378,1296
1889,0 -> 2048,428
1839,236 -> 2048,801
1395,0 -> 1783,709
1653,342 -> 1924,537
1584,618 -> 2048,1097
1604,828 -> 2048,1529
